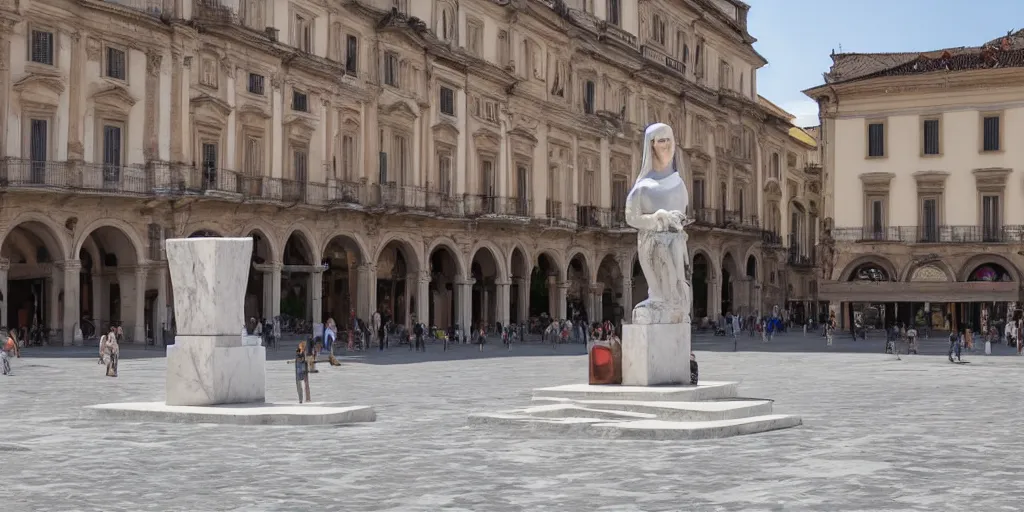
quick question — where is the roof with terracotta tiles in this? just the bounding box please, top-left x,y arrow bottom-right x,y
822,30 -> 1024,85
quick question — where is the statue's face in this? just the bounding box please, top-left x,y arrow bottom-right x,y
651,134 -> 675,167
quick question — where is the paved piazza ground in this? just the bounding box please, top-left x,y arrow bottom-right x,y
3,332 -> 1023,511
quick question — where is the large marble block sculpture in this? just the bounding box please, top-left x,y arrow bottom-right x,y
164,237 -> 266,406
621,122 -> 692,386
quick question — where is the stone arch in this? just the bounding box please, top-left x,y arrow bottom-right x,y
958,254 -> 1022,282
281,224 -> 319,265
72,218 -> 146,265
536,249 -> 565,281
839,255 -> 898,282
746,254 -> 758,279
320,232 -> 371,265
507,242 -> 532,279
372,234 -> 423,272
690,246 -> 717,281
469,241 -> 507,280
187,227 -> 223,238
1,212 -> 72,261
565,247 -> 594,283
425,236 -> 466,279
901,260 -> 956,283
237,222 -> 281,261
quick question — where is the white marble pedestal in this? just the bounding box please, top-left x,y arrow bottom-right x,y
165,336 -> 267,406
621,322 -> 691,386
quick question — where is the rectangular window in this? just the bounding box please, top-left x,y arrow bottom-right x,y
583,80 -> 595,114
612,175 -> 628,211
345,35 -> 358,74
582,170 -> 595,205
293,149 -> 308,182
201,142 -> 218,188
393,135 -> 407,183
102,125 -> 122,179
651,14 -> 665,45
439,86 -> 455,116
292,91 -> 308,112
105,47 -> 127,80
341,135 -> 354,180
867,122 -> 885,157
497,30 -> 510,68
294,14 -> 312,53
30,29 -> 54,65
516,165 -> 529,215
29,119 -> 47,183
870,199 -> 883,237
247,73 -> 265,95
983,116 -> 1000,151
438,155 -> 452,195
692,179 -> 705,210
383,52 -> 399,87
607,0 -> 621,26
921,198 -> 938,242
983,195 -> 1000,241
923,119 -> 940,155
481,160 -> 495,196
244,136 -> 263,176
467,22 -> 482,56
378,150 -> 388,184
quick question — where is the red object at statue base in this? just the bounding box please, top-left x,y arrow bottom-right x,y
589,339 -> 622,385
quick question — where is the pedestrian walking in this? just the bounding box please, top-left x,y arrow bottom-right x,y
948,332 -> 962,363
1,330 -> 15,375
294,345 -> 311,403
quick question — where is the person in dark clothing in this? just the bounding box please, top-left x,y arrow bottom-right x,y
413,322 -> 425,352
295,345 -> 311,403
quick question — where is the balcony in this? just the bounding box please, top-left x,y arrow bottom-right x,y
640,45 -> 685,76
787,235 -> 816,268
693,208 -> 720,226
100,0 -> 174,17
762,231 -> 784,247
545,199 -> 563,220
576,205 -> 603,229
832,225 -> 1024,244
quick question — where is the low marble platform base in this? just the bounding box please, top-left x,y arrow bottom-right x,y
468,382 -> 801,440
621,322 -> 691,386
84,402 -> 377,426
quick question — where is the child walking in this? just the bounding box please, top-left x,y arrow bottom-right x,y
295,345 -> 311,403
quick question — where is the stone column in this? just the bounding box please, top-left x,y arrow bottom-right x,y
403,273 -> 414,327
753,282 -> 763,318
133,267 -> 148,343
60,260 -> 82,346
495,280 -> 511,327
514,276 -> 529,324
155,266 -> 168,345
416,271 -> 430,326
270,263 -> 282,335
93,271 -> 105,329
556,282 -> 569,320
708,276 -> 721,321
357,263 -> 376,321
0,19 -> 15,160
590,284 -> 604,323
620,278 -> 633,323
169,49 -> 184,162
0,258 -> 9,330
546,275 -> 558,317
144,51 -> 163,161
456,278 -> 475,333
310,268 -> 324,326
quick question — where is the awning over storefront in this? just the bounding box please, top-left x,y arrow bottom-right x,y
818,281 -> 1019,303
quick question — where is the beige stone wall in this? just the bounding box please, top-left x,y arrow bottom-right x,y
0,0 -> 801,344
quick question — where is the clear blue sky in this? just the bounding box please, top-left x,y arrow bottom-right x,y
747,0 -> 1024,127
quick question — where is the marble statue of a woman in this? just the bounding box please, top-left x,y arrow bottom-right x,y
625,123 -> 692,325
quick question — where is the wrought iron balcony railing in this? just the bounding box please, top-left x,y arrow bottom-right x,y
831,225 -> 1024,244
786,235 -> 816,268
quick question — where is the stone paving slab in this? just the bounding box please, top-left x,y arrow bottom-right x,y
2,342 -> 1024,510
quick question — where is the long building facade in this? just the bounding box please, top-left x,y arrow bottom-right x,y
805,32 -> 1024,332
0,0 -> 817,345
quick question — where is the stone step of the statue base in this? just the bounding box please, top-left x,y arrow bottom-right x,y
84,401 -> 377,426
466,412 -> 802,440
529,398 -> 774,422
532,381 -> 738,402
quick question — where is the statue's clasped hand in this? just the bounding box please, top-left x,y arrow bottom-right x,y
653,210 -> 691,232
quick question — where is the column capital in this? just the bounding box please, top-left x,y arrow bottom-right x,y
417,270 -> 432,284
357,263 -> 377,273
457,277 -> 476,286
495,280 -> 512,287
589,283 -> 604,294
622,278 -> 633,287
58,260 -> 82,272
557,281 -> 571,290
0,257 -> 10,271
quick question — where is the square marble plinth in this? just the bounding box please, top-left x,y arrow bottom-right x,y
621,323 -> 691,386
85,402 -> 377,426
166,337 -> 266,406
